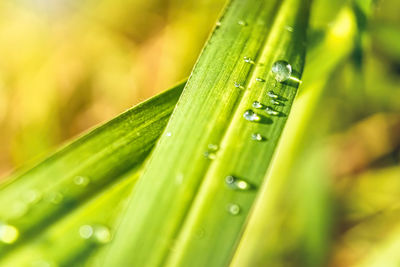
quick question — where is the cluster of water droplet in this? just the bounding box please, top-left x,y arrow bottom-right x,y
204,144 -> 219,160
79,224 -> 112,244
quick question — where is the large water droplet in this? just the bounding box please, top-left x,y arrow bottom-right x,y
271,60 -> 292,82
251,133 -> 264,141
225,176 -> 251,190
255,77 -> 265,82
0,223 -> 19,244
74,176 -> 90,187
243,110 -> 260,122
227,204 -> 241,215
216,21 -> 221,27
265,107 -> 279,116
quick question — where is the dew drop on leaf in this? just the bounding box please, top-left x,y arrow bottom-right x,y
252,101 -> 263,109
227,204 -> 241,216
251,133 -> 264,141
267,90 -> 279,99
234,82 -> 244,89
208,144 -> 219,151
255,77 -> 265,82
271,60 -> 292,82
243,57 -> 254,64
203,151 -> 217,160
237,20 -> 247,26
47,192 -> 64,204
270,99 -> 281,105
79,224 -> 112,244
243,110 -> 260,122
0,223 -> 19,244
225,175 -> 251,190
265,107 -> 279,116
74,176 -> 90,187
285,25 -> 294,32
93,225 -> 112,244
22,189 -> 42,204
79,225 -> 94,239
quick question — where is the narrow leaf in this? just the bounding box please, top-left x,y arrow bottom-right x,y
105,0 -> 310,265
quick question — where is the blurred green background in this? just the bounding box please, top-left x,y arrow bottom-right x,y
1,0 -> 400,265
0,0 -> 226,176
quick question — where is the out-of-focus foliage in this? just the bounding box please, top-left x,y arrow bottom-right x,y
0,0 -> 225,176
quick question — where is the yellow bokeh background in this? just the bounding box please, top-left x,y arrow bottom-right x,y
0,0 -> 225,176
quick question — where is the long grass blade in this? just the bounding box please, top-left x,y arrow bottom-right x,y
105,0 -> 310,265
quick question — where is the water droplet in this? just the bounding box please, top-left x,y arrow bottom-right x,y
243,57 -> 254,64
267,90 -> 278,99
79,224 -> 112,244
79,225 -> 94,239
285,25 -> 294,32
204,151 -> 217,160
166,132 -> 172,137
234,82 -> 244,89
255,77 -> 265,82
0,223 -> 19,244
252,101 -> 263,109
225,176 -> 251,190
271,60 -> 292,83
243,110 -> 260,122
73,176 -> 90,187
22,189 -> 42,204
48,192 -> 63,204
238,20 -> 247,26
265,107 -> 279,116
251,133 -> 264,141
227,204 -> 241,215
208,144 -> 219,151
270,99 -> 281,105
216,21 -> 221,27
93,225 -> 112,244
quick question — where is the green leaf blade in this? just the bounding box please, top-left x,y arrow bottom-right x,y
0,82 -> 185,255
105,0 -> 311,266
